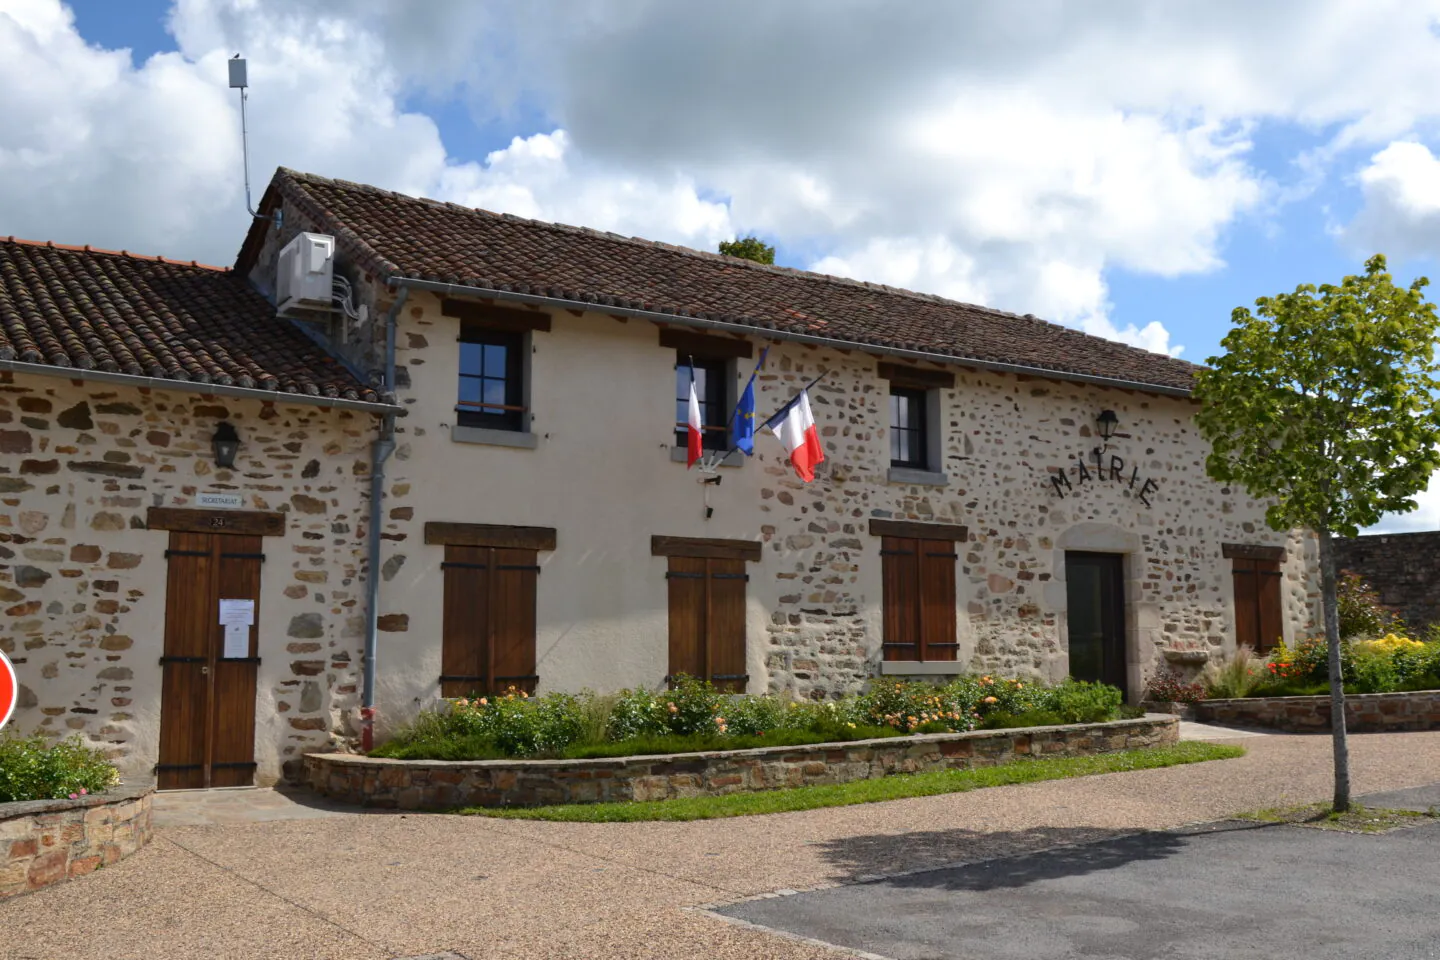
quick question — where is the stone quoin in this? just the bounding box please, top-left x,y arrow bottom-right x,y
0,168 -> 1324,790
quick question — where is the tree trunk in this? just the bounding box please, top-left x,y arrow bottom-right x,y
1317,528 -> 1351,812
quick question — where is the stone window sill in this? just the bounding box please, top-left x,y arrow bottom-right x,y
886,466 -> 949,487
451,425 -> 539,449
879,660 -> 962,676
670,446 -> 745,467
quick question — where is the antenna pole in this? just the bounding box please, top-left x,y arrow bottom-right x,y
239,87 -> 259,218
229,55 -> 278,227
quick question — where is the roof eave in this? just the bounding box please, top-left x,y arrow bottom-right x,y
0,358 -> 401,415
388,275 -> 1196,399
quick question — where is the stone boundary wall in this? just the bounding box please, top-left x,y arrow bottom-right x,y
1335,532 -> 1440,631
304,715 -> 1177,810
1193,691 -> 1440,732
0,786 -> 153,899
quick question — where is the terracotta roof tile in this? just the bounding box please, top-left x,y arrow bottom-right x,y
0,238 -> 379,402
252,168 -> 1198,394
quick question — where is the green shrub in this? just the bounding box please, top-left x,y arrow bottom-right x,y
980,709 -> 1066,729
1036,679 -> 1124,723
659,676 -> 726,736
717,692 -> 785,737
0,734 -> 119,803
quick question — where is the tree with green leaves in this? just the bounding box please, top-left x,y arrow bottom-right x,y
1195,254 -> 1440,812
718,236 -> 775,264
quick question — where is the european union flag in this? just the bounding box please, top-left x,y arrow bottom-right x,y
729,347 -> 768,455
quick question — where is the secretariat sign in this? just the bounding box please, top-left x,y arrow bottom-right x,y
1049,449 -> 1160,507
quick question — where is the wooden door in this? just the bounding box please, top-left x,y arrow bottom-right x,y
439,545 -> 539,697
666,556 -> 749,692
1064,552 -> 1127,697
156,531 -> 263,789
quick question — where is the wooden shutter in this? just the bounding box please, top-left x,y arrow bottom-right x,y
919,542 -> 958,661
666,556 -> 749,692
881,536 -> 920,661
440,544 -> 538,697
881,535 -> 957,662
1232,558 -> 1283,654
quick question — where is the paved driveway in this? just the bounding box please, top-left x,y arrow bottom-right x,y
719,785 -> 1440,960
3,731 -> 1440,960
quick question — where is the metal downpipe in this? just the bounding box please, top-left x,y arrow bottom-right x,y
361,285 -> 408,750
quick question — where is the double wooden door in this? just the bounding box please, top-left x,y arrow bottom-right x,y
156,530 -> 263,789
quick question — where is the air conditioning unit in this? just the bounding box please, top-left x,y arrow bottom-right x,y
276,232 -> 335,317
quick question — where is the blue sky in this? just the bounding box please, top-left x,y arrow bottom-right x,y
9,0 -> 1440,526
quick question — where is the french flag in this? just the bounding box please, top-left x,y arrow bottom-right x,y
764,389 -> 825,482
685,370 -> 703,468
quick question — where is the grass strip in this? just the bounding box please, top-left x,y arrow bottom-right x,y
458,741 -> 1244,823
1234,802 -> 1439,833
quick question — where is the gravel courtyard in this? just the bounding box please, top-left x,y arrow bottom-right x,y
3,729 -> 1438,960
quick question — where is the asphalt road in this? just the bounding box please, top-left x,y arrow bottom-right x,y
719,785 -> 1440,960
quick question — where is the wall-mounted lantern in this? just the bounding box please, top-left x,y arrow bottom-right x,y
1096,409 -> 1119,443
212,422 -> 241,469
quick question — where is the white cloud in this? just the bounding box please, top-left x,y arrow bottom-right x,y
436,131 -> 733,250
1345,141 -> 1440,259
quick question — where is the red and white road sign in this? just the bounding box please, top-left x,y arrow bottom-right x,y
0,650 -> 16,732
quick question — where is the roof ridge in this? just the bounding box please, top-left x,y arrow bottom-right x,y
1,236 -> 231,273
274,169 -> 1177,357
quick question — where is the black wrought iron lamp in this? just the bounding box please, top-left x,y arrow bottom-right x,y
1096,409 -> 1119,444
212,422 -> 241,469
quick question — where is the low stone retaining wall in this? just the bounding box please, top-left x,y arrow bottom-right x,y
305,715 -> 1178,810
1193,690 -> 1440,732
0,785 -> 153,899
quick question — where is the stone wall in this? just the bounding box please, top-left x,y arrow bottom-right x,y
304,714 -> 1177,809
1335,532 -> 1440,631
0,786 -> 152,899
1193,691 -> 1440,732
0,372 -> 373,783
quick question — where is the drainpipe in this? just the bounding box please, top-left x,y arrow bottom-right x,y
361,285 -> 408,751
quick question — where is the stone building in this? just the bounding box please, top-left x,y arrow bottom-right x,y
1,168 -> 1323,787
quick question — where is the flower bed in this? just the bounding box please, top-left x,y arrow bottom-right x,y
371,675 -> 1128,762
0,786 -> 153,899
306,714 -> 1177,810
1192,691 -> 1440,732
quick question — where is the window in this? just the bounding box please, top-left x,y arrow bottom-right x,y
440,543 -> 540,696
1225,544 -> 1284,654
653,535 -> 760,692
457,329 -> 525,432
889,386 -> 928,468
675,356 -> 729,451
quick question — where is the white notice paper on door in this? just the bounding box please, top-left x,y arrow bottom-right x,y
222,622 -> 250,659
218,599 -> 255,627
